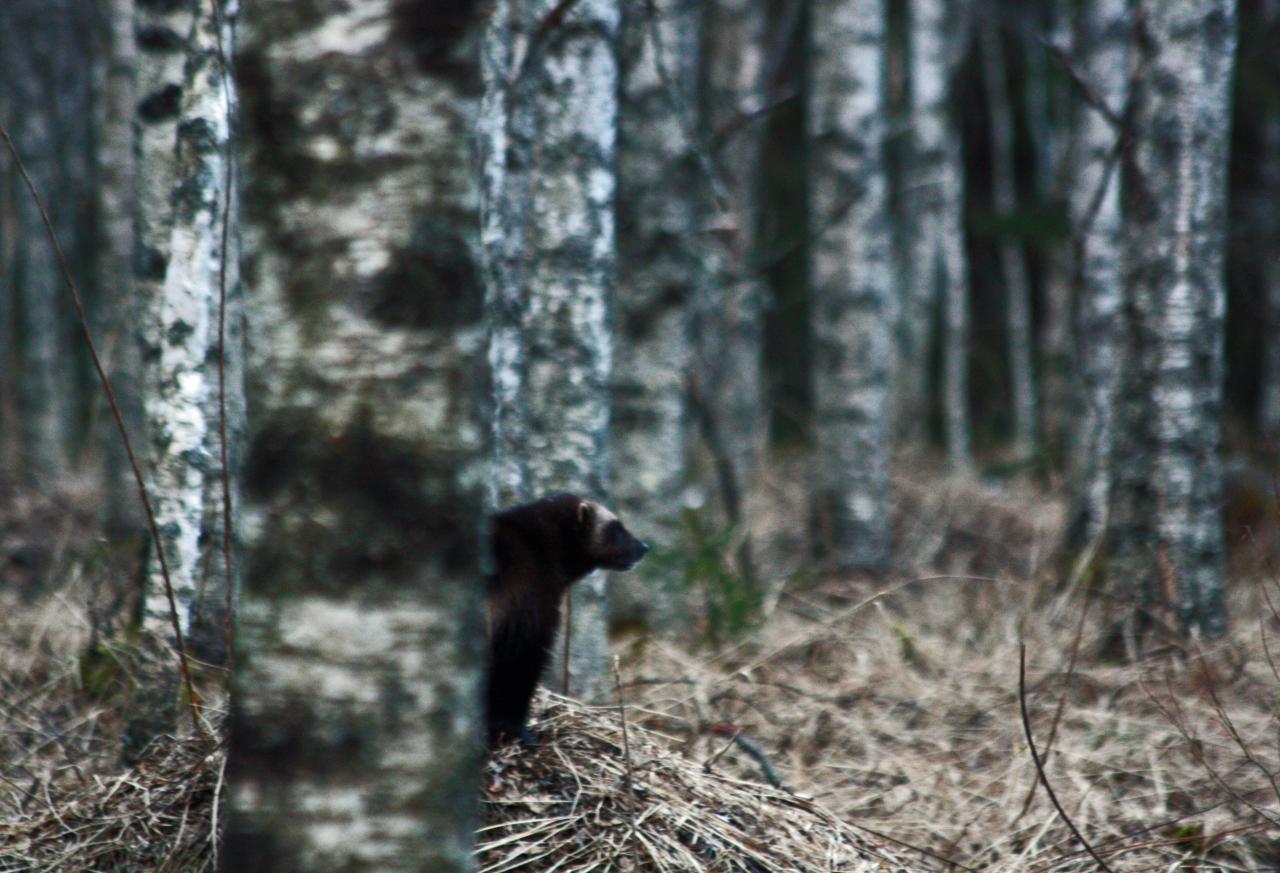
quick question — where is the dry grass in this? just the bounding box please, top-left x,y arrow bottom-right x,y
1,468 -> 1278,871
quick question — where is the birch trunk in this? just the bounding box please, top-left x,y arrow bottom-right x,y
225,2 -> 487,869
95,0 -> 142,533
482,0 -> 619,700
809,0 -> 893,571
697,0 -> 767,532
903,0 -> 971,468
1070,0 -> 1129,544
613,0 -> 700,623
141,0 -> 239,659
979,13 -> 1037,460
1127,0 -> 1236,638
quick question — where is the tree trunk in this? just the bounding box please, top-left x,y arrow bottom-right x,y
612,0 -> 702,624
696,0 -> 767,534
979,12 -> 1037,460
0,0 -> 85,484
1029,3 -> 1076,462
1070,0 -> 1129,544
94,0 -> 143,535
481,0 -> 619,700
1260,2 -> 1280,446
903,0 -> 971,468
1126,0 -> 1236,638
225,1 -> 487,869
808,0 -> 893,571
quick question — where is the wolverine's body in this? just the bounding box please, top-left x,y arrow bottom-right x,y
486,493 -> 648,747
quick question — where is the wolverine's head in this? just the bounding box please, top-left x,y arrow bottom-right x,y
576,498 -> 649,571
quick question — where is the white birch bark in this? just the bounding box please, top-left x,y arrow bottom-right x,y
979,13 -> 1037,459
1070,0 -> 1129,543
142,0 -> 240,656
481,0 -> 619,699
1129,0 -> 1236,637
227,2 -> 487,869
809,0 -> 893,571
903,0 -> 972,468
613,0 -> 700,622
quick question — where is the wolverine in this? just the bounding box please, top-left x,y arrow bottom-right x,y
486,493 -> 649,747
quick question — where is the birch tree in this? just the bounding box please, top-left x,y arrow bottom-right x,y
979,12 -> 1037,459
482,0 -> 619,698
697,0 -> 767,530
809,0 -> 893,571
612,0 -> 701,622
1070,0 -> 1128,544
225,1 -> 487,869
1123,0 -> 1236,638
902,0 -> 972,468
95,0 -> 142,532
125,0 -> 242,761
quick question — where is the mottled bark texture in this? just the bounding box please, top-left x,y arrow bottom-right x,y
979,13 -> 1037,460
95,0 -> 143,534
612,0 -> 701,623
902,0 -> 971,468
1070,0 -> 1128,544
695,0 -> 767,530
0,0 -> 93,483
1121,0 -> 1236,638
125,0 -> 244,762
226,2 -> 487,870
481,0 -> 619,699
808,0 -> 893,571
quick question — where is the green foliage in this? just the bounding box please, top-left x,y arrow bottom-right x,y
647,508 -> 762,648
78,637 -> 135,703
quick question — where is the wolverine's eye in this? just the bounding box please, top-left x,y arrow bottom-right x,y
606,522 -> 625,545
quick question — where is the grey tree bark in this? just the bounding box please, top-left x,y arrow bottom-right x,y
1260,1 -> 1280,446
809,0 -> 893,571
1030,4 -> 1076,459
1124,0 -> 1236,638
0,0 -> 87,484
225,2 -> 488,870
902,0 -> 972,468
482,0 -> 619,699
979,12 -> 1037,460
95,0 -> 143,534
612,0 -> 702,623
696,0 -> 767,534
1070,0 -> 1129,544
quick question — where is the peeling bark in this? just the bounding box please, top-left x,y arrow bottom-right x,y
809,0 -> 894,571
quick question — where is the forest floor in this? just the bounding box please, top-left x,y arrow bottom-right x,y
0,464 -> 1278,871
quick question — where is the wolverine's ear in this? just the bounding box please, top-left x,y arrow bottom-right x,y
576,499 -> 592,528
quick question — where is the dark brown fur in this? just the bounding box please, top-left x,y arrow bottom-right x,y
486,493 -> 648,747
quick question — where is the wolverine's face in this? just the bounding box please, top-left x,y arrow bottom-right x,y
579,500 -> 650,571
